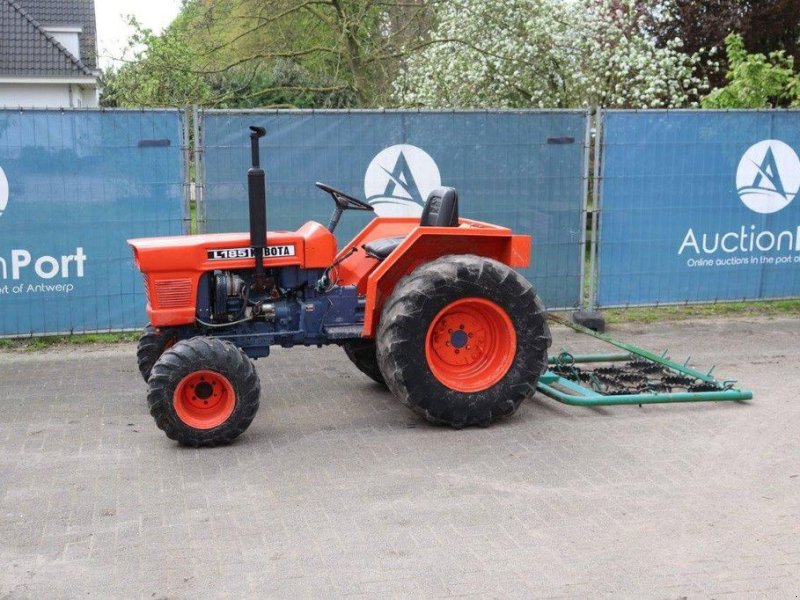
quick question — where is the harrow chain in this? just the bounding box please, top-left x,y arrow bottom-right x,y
550,358 -> 724,396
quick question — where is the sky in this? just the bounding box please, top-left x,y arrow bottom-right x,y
94,0 -> 183,69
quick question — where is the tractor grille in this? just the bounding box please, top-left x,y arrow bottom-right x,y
153,278 -> 192,309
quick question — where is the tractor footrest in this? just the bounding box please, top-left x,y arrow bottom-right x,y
324,325 -> 364,340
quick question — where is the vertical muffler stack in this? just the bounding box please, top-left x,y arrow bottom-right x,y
248,126 -> 267,285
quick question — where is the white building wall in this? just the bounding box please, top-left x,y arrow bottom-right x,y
78,85 -> 98,107
0,82 -> 98,108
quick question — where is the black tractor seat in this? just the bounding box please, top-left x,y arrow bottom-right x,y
363,187 -> 459,260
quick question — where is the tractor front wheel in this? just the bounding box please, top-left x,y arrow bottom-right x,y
147,337 -> 260,446
137,324 -> 179,382
376,255 -> 550,428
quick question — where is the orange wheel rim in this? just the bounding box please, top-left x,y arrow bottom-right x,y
425,297 -> 516,392
173,370 -> 236,429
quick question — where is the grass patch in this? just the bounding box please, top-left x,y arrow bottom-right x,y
0,331 -> 140,352
190,198 -> 198,234
603,298 -> 800,324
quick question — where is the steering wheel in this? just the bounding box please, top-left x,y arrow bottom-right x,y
315,182 -> 374,212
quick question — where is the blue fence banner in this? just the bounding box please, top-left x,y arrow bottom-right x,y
200,109 -> 588,309
597,110 -> 800,307
0,109 -> 186,335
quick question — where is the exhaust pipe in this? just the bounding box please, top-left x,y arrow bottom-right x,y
248,126 -> 267,285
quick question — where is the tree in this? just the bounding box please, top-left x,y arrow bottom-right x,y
575,0 -> 707,108
395,0 -> 577,108
102,0 -> 436,108
652,0 -> 800,90
101,14 -> 213,107
702,34 -> 800,108
394,0 -> 708,109
208,60 -> 358,109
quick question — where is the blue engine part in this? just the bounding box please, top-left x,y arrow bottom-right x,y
191,266 -> 365,359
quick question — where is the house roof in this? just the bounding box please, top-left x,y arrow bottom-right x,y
15,0 -> 97,71
0,0 -> 96,78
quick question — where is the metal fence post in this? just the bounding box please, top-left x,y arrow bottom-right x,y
192,104 -> 205,234
570,107 -> 607,331
587,108 -> 603,312
578,108 -> 592,307
181,108 -> 192,234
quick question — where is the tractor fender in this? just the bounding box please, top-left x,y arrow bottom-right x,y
362,220 -> 530,337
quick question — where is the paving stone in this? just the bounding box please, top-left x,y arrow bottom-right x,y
0,316 -> 798,598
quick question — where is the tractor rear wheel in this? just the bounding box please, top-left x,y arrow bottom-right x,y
147,337 -> 260,447
137,324 -> 179,382
343,339 -> 386,385
376,255 -> 550,428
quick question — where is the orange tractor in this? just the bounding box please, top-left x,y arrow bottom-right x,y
129,127 -> 551,446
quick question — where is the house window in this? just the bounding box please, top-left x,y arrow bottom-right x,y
44,27 -> 82,60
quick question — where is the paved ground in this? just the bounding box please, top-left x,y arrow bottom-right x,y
0,316 -> 799,599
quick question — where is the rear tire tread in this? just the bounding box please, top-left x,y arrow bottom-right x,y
376,254 -> 550,428
343,339 -> 386,386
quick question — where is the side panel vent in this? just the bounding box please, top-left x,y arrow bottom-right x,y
154,278 -> 193,309
142,274 -> 151,304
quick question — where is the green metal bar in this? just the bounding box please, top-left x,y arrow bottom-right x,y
549,352 -> 632,364
542,373 -> 603,399
537,374 -> 752,406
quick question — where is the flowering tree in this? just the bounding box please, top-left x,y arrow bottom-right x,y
394,0 -> 709,108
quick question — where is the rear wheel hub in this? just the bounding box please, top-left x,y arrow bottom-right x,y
425,297 -> 517,392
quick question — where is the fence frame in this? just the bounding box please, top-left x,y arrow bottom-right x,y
590,107 -> 800,309
195,107 -> 592,311
4,105 -> 799,335
0,106 -> 190,337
